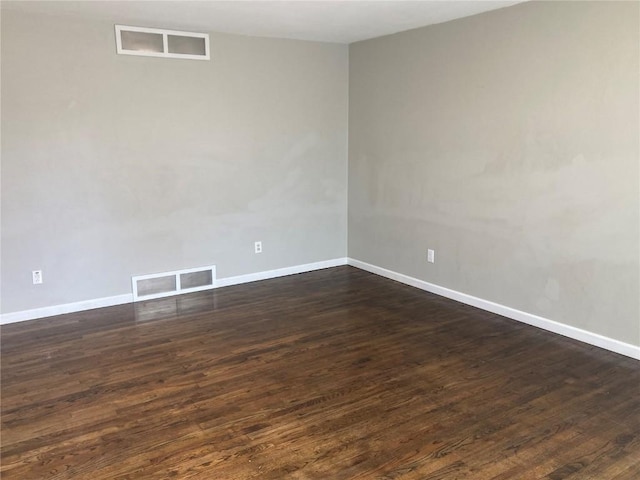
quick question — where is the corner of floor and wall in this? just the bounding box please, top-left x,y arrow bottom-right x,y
1,1 -> 639,360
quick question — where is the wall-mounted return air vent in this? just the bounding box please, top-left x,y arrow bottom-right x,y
132,265 -> 216,302
115,25 -> 210,60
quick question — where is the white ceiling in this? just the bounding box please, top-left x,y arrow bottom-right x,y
2,0 -> 525,44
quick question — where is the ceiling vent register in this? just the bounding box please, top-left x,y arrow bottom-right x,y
115,25 -> 210,60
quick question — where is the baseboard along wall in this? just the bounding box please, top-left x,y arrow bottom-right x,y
0,258 -> 349,325
347,258 -> 640,361
1,257 -> 638,361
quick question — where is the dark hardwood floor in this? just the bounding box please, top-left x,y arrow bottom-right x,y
1,266 -> 639,479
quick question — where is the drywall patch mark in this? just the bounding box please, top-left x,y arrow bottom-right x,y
536,277 -> 561,313
247,132 -> 322,212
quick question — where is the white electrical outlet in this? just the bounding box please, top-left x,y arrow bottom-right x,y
32,270 -> 43,284
254,241 -> 263,254
427,249 -> 435,263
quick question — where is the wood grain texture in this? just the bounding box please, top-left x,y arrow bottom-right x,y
2,266 -> 639,479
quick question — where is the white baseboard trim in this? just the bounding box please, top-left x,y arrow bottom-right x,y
348,258 -> 640,361
4,257 -> 637,361
216,257 -> 348,288
0,258 -> 349,326
0,293 -> 134,325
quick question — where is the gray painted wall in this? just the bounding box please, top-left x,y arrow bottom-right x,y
349,1 -> 640,345
1,10 -> 348,313
2,2 -> 638,349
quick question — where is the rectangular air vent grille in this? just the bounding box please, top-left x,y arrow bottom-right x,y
115,25 -> 210,60
132,265 -> 216,302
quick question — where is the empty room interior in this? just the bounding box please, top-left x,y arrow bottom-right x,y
1,0 -> 639,478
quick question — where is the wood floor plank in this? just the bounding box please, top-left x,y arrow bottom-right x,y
1,266 -> 639,479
